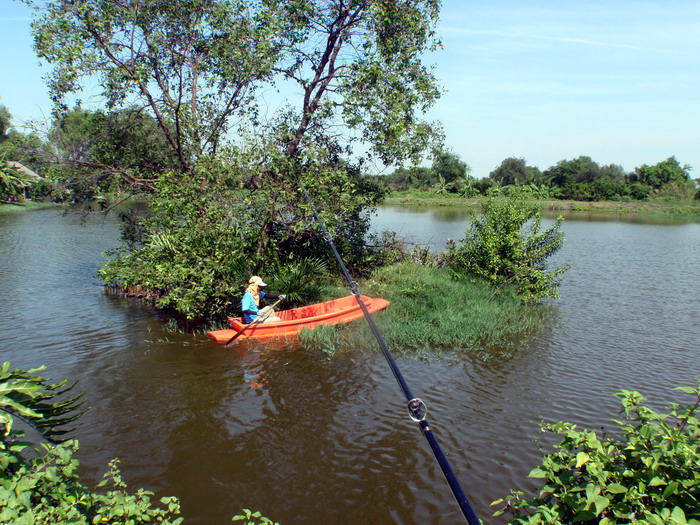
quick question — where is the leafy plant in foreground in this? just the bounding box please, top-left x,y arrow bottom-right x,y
0,361 -> 183,524
232,508 -> 280,524
493,384 -> 700,524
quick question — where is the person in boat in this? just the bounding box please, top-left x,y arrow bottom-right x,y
241,276 -> 285,324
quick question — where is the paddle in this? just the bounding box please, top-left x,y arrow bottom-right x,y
224,297 -> 284,347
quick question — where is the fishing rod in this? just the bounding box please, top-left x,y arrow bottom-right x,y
300,183 -> 480,525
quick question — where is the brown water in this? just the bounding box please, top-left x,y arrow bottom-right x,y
1,207 -> 699,524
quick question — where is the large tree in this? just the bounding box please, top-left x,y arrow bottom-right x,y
27,0 -> 441,173
489,157 -> 530,186
632,156 -> 691,189
432,148 -> 469,183
26,0 -> 443,319
44,107 -> 179,202
0,105 -> 12,142
543,156 -> 603,187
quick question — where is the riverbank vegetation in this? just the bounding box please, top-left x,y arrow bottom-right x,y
386,192 -> 700,217
379,150 -> 699,213
298,197 -> 567,357
494,383 -> 700,524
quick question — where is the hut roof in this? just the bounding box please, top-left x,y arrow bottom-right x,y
8,161 -> 42,179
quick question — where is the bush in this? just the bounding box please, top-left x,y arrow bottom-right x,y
449,197 -> 570,303
649,180 -> 698,202
493,384 -> 700,524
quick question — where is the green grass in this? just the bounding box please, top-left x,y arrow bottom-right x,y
385,191 -> 700,216
299,262 -> 552,359
0,200 -> 60,213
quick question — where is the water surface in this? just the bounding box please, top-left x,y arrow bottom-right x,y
1,206 -> 698,524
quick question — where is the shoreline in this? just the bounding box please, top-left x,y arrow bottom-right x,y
0,201 -> 61,214
383,194 -> 700,217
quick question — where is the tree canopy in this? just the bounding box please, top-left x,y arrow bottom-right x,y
632,156 -> 691,189
0,105 -> 11,142
24,0 -> 444,319
27,0 -> 443,174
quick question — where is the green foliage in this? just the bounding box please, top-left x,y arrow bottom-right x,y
29,0 -> 442,172
99,145 -> 385,320
99,163 -> 252,320
0,362 -> 84,445
633,156 -> 691,190
648,180 -> 697,202
0,105 -> 11,142
382,149 -> 475,194
432,148 -> 471,187
544,156 -> 608,187
493,384 -> 700,524
0,362 -> 183,524
449,197 -> 570,303
232,508 -> 280,525
28,0 -> 288,173
270,257 -> 329,306
0,156 -> 30,200
554,179 -> 634,202
489,157 -> 541,186
504,184 -> 552,200
46,106 -> 178,201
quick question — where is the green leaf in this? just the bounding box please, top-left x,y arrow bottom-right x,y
573,510 -> 596,522
607,483 -> 628,494
662,481 -> 679,498
649,476 -> 666,487
594,495 -> 611,516
528,467 -> 548,478
576,452 -> 591,468
671,507 -> 688,525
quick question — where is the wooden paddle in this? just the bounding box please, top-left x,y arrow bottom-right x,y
224,297 -> 284,347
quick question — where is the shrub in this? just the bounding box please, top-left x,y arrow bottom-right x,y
449,197 -> 570,302
493,384 -> 700,524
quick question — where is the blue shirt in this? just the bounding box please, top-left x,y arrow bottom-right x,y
242,290 -> 267,323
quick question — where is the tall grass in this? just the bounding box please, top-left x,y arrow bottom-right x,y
299,261 -> 552,358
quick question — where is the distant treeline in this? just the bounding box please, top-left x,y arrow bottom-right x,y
380,151 -> 699,202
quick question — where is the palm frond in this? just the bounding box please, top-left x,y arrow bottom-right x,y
0,362 -> 86,445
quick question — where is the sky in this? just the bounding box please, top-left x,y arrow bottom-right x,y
1,0 -> 698,178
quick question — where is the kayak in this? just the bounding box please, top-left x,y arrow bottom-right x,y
206,294 -> 390,343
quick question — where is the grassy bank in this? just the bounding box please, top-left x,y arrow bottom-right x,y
0,200 -> 61,214
299,262 -> 551,358
384,192 -> 700,216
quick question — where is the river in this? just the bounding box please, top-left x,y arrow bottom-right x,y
1,206 -> 698,524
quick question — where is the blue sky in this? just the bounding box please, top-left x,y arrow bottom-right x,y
1,0 -> 698,178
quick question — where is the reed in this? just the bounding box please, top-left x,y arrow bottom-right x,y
299,261 -> 552,358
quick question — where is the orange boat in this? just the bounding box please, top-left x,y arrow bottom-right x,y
207,294 -> 390,343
